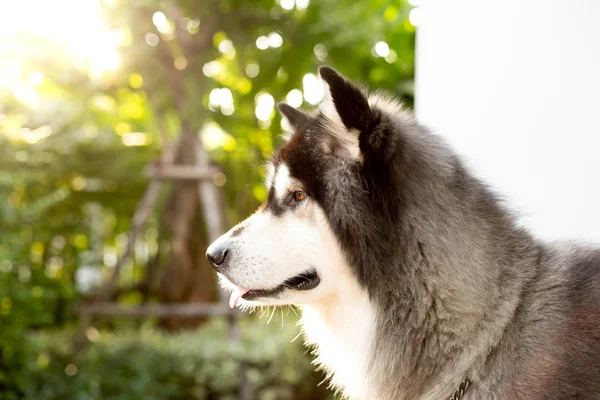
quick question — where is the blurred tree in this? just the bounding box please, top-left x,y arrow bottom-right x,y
0,0 -> 415,395
105,0 -> 415,329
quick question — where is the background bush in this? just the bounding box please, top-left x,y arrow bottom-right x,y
17,317 -> 330,400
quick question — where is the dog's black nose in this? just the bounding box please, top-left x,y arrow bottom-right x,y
206,243 -> 229,269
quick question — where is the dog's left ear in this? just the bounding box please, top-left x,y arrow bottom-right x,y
319,66 -> 390,163
319,66 -> 372,132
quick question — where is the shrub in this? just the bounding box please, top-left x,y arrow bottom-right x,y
0,264 -> 73,400
18,317 -> 332,400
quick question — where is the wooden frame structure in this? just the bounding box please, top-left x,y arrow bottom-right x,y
75,135 -> 252,400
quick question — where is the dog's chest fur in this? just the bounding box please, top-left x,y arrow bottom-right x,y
301,287 -> 376,400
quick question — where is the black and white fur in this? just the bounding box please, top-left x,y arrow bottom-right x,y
207,67 -> 600,399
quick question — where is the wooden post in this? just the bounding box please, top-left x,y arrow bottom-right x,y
74,139 -> 181,351
76,135 -> 252,400
194,139 -> 253,400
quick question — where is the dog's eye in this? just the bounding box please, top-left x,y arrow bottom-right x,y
293,190 -> 306,202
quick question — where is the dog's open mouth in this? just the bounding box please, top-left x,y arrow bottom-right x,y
228,269 -> 320,308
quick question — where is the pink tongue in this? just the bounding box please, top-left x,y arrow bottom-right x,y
229,287 -> 250,308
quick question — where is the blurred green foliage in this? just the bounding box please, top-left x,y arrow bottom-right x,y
21,318 -> 331,400
0,0 -> 415,397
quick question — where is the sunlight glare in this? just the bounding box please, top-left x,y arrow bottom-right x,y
280,0 -> 295,11
302,73 -> 325,105
203,61 -> 223,78
385,50 -> 398,63
209,88 -> 233,107
145,33 -> 160,47
218,39 -> 234,54
22,125 -> 52,144
281,117 -> 292,132
26,72 -> 45,87
374,41 -> 390,58
286,89 -> 303,108
409,7 -> 422,26
121,132 -> 148,147
185,18 -> 200,34
0,0 -> 123,81
218,39 -> 236,60
296,0 -> 310,10
209,88 -> 235,115
6,125 -> 52,144
268,33 -> 283,48
12,85 -> 40,108
200,122 -> 236,151
245,63 -> 260,78
0,61 -> 21,88
313,43 -> 327,61
174,56 -> 188,70
256,36 -> 269,50
255,92 -> 275,121
89,49 -> 121,78
152,11 -> 171,34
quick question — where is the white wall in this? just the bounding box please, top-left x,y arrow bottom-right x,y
415,0 -> 600,243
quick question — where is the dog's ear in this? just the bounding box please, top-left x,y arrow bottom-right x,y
319,66 -> 392,164
277,103 -> 310,132
319,66 -> 372,132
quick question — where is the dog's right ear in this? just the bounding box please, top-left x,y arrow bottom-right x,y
277,103 -> 310,132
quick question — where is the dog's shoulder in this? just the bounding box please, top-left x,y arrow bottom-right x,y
528,245 -> 600,399
568,247 -> 600,303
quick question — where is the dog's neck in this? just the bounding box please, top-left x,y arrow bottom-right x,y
298,166 -> 539,399
299,232 -> 537,399
300,278 -> 479,400
300,274 -> 376,400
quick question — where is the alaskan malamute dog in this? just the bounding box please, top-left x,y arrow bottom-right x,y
207,67 -> 600,399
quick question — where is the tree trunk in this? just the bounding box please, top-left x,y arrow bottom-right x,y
158,127 -> 217,330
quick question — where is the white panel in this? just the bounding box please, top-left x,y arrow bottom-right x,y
415,0 -> 600,242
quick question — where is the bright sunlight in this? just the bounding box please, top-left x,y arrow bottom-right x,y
0,0 -> 122,89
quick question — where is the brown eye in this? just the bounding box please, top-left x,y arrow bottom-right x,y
293,190 -> 306,202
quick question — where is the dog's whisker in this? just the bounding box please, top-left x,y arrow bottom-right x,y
291,329 -> 303,343
259,307 -> 268,319
267,306 -> 276,324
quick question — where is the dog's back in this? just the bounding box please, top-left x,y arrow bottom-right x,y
492,246 -> 600,399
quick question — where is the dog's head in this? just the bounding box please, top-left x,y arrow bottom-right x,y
207,67 -> 407,308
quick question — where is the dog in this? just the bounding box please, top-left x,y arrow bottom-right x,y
206,66 -> 600,399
